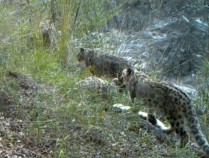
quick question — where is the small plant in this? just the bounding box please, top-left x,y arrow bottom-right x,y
195,59 -> 209,110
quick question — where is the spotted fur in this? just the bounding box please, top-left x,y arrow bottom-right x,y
76,76 -> 118,99
120,67 -> 209,155
77,48 -> 131,77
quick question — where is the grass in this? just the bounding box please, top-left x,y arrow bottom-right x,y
0,1 -> 208,158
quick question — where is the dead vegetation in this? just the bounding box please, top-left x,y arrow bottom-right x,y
0,71 -> 205,157
0,1 -> 209,158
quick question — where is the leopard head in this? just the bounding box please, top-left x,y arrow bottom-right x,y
117,67 -> 134,92
77,48 -> 85,62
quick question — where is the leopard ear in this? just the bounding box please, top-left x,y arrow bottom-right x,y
77,48 -> 85,61
80,48 -> 84,53
127,67 -> 133,76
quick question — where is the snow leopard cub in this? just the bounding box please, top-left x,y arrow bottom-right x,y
119,67 -> 209,156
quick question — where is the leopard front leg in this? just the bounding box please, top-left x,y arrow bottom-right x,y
129,90 -> 135,103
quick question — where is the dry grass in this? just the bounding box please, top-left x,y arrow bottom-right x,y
0,1 -> 208,158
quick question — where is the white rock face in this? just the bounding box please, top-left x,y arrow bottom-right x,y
173,84 -> 197,96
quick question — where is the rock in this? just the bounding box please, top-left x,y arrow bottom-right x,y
8,71 -> 38,91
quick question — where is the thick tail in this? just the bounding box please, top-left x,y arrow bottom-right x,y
138,111 -> 172,133
186,107 -> 209,155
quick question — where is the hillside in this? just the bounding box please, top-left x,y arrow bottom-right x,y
0,0 -> 209,157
